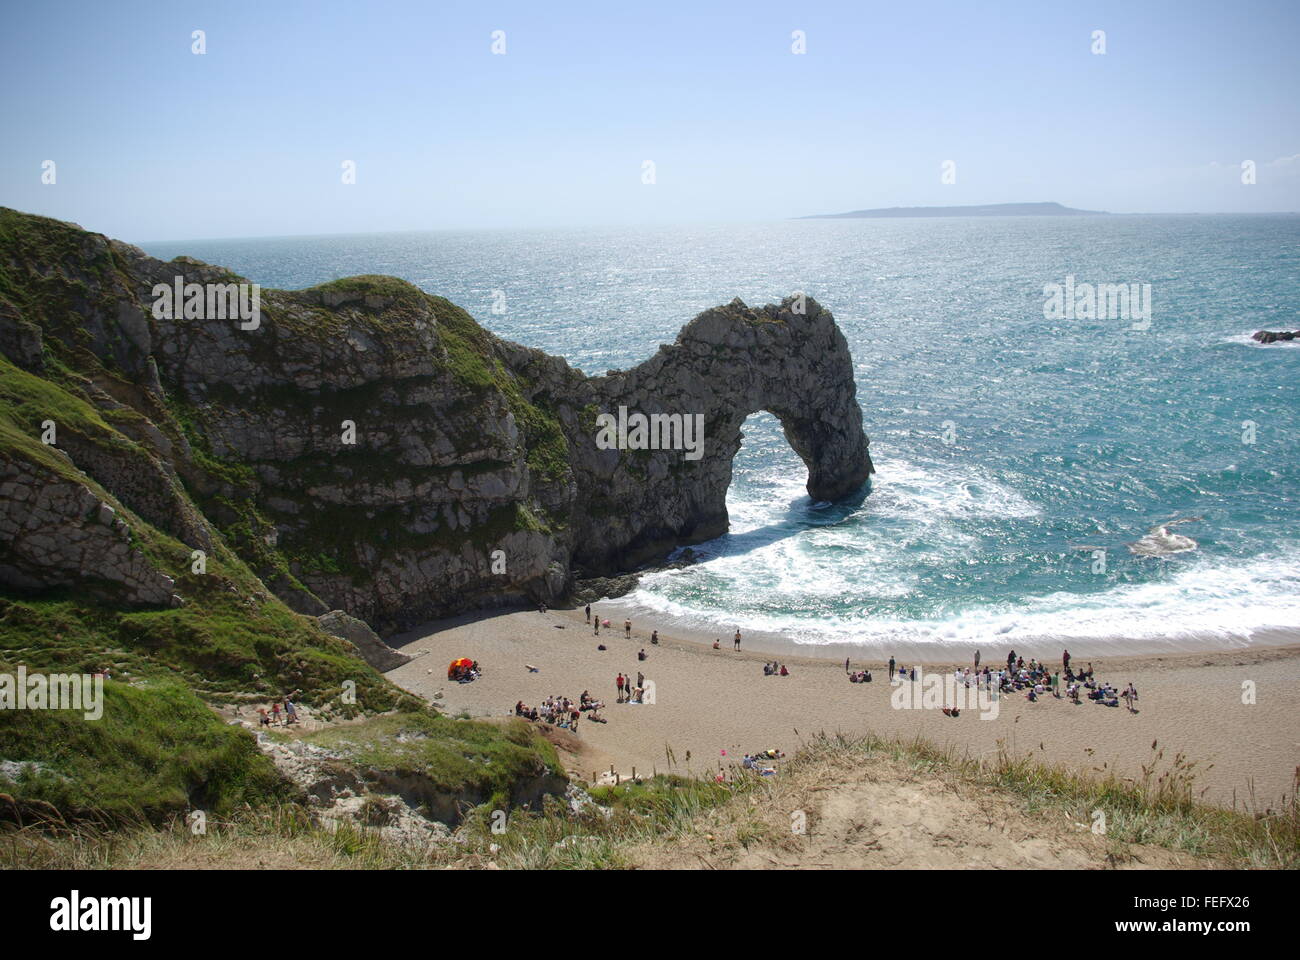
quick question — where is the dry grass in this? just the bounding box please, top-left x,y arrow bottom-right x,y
5,731 -> 1295,870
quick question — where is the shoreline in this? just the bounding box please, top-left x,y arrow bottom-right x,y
578,592 -> 1300,665
385,604 -> 1300,807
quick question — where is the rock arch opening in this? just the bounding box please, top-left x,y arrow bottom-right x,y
568,296 -> 874,574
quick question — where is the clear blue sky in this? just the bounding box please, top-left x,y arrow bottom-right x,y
1,0 -> 1296,241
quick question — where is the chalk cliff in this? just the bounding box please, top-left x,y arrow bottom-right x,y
0,208 -> 872,635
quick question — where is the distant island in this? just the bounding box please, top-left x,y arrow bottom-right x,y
798,201 -> 1107,219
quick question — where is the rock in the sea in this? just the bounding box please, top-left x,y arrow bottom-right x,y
1252,329 -> 1299,344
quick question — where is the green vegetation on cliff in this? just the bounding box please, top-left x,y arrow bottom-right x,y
0,210 -> 570,828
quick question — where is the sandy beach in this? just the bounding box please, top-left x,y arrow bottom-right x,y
386,606 -> 1300,809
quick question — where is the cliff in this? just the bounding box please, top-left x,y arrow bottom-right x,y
0,207 -> 872,636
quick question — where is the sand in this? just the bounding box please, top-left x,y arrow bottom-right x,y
385,607 -> 1300,808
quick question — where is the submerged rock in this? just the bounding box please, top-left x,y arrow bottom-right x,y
1252,329 -> 1299,344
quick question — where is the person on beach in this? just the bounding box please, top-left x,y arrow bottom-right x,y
594,616 -> 599,636
1123,682 -> 1138,712
975,649 -> 981,669
712,638 -> 720,650
651,630 -> 659,645
845,657 -> 850,674
624,618 -> 632,638
734,629 -> 742,650
1063,649 -> 1071,672
271,702 -> 281,724
585,604 -> 591,623
779,664 -> 789,677
616,673 -> 625,702
888,656 -> 895,681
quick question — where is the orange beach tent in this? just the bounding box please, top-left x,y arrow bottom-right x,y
448,657 -> 473,679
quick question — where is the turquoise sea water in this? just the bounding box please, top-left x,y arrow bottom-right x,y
144,215 -> 1300,655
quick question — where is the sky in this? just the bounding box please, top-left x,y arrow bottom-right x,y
1,0 -> 1297,242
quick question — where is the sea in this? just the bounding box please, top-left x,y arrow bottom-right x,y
143,214 -> 1300,658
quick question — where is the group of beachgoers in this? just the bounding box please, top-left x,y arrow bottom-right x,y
739,748 -> 785,776
256,690 -> 303,727
881,649 -> 1139,712
447,660 -> 481,683
616,671 -> 649,703
585,605 -> 664,649
515,690 -> 609,729
762,661 -> 790,676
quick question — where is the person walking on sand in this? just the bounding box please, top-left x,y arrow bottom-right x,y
585,604 -> 591,624
594,616 -> 599,637
845,657 -> 851,674
616,673 -> 625,703
888,656 -> 896,681
974,649 -> 981,669
1062,648 -> 1071,672
734,629 -> 742,651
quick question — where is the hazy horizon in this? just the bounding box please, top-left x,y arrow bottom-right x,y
2,0 -> 1297,242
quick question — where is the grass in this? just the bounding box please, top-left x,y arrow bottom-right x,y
0,680 -> 289,821
3,730 -> 1295,870
771,732 -> 1300,869
299,712 -> 566,811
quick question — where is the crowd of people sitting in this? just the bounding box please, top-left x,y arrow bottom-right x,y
762,661 -> 790,676
740,749 -> 785,776
849,668 -> 873,683
883,649 -> 1139,712
514,690 -> 609,729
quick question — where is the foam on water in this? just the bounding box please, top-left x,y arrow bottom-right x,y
623,545 -> 1300,654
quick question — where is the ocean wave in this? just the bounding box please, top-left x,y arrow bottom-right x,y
620,547 -> 1300,657
865,457 -> 1042,523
